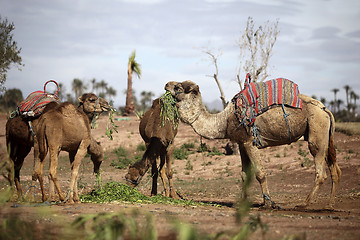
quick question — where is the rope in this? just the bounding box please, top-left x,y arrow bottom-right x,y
281,103 -> 292,143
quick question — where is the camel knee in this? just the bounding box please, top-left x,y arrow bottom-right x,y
255,170 -> 266,184
166,168 -> 173,179
315,172 -> 326,186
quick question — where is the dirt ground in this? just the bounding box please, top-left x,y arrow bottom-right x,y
0,113 -> 359,239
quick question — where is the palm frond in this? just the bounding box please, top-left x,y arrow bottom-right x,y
128,50 -> 142,79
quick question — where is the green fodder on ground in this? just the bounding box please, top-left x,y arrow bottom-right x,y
80,182 -> 197,206
335,122 -> 360,135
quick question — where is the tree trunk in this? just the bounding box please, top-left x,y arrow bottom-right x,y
214,74 -> 227,109
124,63 -> 135,115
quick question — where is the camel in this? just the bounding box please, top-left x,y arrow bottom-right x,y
168,80 -> 341,209
31,93 -> 111,203
125,82 -> 179,198
6,102 -> 58,196
6,96 -> 105,199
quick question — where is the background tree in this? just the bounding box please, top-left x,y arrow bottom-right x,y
91,78 -> 97,93
0,88 -> 23,112
344,85 -> 351,114
106,86 -> 117,105
236,16 -> 279,86
202,48 -> 227,109
331,88 -> 339,113
0,16 -> 23,92
97,79 -> 108,98
124,50 -> 141,115
203,17 -> 279,110
57,83 -> 66,101
139,90 -> 154,112
72,78 -> 87,100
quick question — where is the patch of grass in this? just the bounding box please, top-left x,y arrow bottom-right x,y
207,147 -> 223,157
185,159 -> 193,171
173,147 -> 189,160
136,143 -> 147,152
73,210 -> 157,240
297,148 -> 309,158
197,143 -> 209,152
336,122 -> 360,135
110,146 -> 136,169
80,182 -> 199,206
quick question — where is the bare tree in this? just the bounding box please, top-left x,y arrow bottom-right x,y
202,48 -> 227,109
202,17 -> 279,110
236,17 -> 279,87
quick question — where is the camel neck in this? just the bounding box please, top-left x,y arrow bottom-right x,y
190,102 -> 234,139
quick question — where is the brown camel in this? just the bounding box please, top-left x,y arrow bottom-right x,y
6,97 -> 104,199
31,93 -> 110,203
125,82 -> 179,198
169,80 -> 341,209
6,101 -> 59,196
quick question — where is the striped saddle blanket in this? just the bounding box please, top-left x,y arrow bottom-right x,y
232,78 -> 303,126
17,80 -> 61,118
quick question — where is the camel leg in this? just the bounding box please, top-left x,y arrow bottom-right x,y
13,145 -> 31,197
68,144 -> 88,203
150,158 -> 158,196
301,139 -> 328,208
48,149 -> 65,202
166,144 -> 177,199
32,139 -> 48,202
326,159 -> 341,209
240,142 -> 275,208
158,154 -> 168,197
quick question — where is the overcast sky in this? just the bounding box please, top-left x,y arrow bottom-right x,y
2,0 -> 360,108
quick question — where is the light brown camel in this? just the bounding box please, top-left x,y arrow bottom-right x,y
169,80 -> 341,209
31,93 -> 110,203
6,96 -> 105,199
125,82 -> 179,198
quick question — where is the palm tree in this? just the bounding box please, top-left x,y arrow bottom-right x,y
57,83 -> 65,101
350,91 -> 359,114
72,78 -> 87,100
91,78 -> 97,93
344,85 -> 351,113
106,86 -> 117,102
331,88 -> 339,113
124,50 -> 141,115
140,90 -> 154,111
96,80 -> 108,98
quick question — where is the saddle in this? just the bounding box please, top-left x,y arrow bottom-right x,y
16,80 -> 61,118
232,76 -> 303,146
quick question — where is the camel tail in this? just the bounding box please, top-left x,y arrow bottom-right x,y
325,108 -> 341,178
37,122 -> 48,157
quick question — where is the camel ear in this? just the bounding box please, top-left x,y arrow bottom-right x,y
78,95 -> 84,103
186,84 -> 199,94
182,81 -> 199,94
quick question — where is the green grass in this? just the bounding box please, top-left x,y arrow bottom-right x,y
336,122 -> 360,135
81,182 -> 199,206
110,145 -> 145,169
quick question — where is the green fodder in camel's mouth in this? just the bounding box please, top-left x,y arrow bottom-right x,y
159,91 -> 179,129
80,182 -> 198,206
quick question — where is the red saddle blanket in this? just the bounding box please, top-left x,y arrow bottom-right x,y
17,80 -> 61,118
232,78 -> 303,126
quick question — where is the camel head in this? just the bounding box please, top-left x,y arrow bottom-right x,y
164,81 -> 179,95
170,80 -> 203,125
125,165 -> 143,187
78,93 -> 111,114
